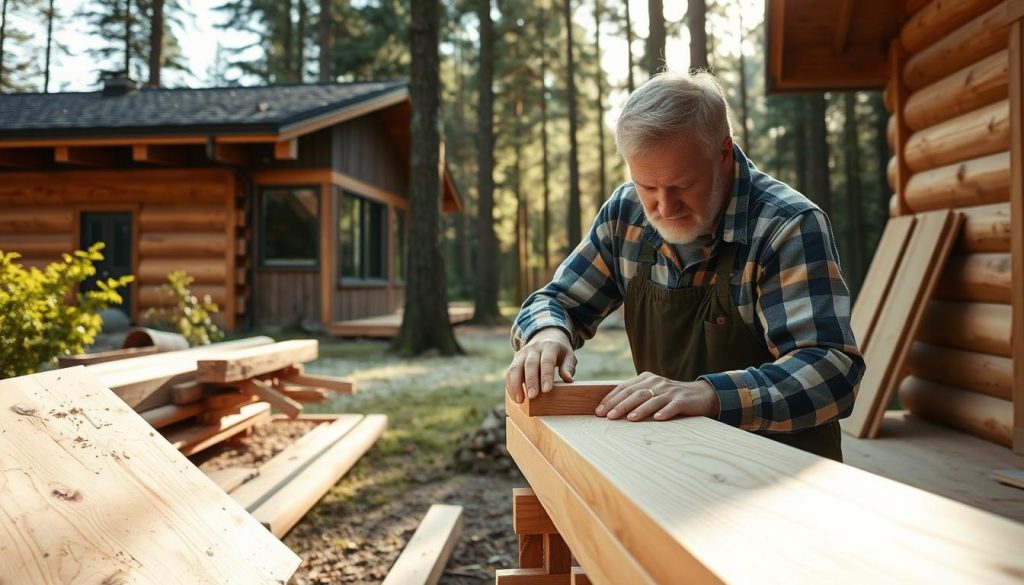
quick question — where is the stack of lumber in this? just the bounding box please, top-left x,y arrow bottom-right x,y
880,0 -> 1019,449
503,386 -> 1024,584
0,367 -> 301,583
206,413 -> 387,538
81,337 -> 356,456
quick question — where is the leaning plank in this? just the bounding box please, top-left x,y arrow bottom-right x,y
508,395 -> 1024,584
245,378 -> 303,418
850,215 -> 916,349
0,367 -> 299,584
252,414 -> 388,537
231,414 -> 365,511
522,382 -> 618,416
992,469 -> 1024,490
381,504 -> 464,585
140,402 -> 203,429
842,209 -> 963,438
206,467 -> 259,493
164,402 -> 272,456
196,339 -> 319,383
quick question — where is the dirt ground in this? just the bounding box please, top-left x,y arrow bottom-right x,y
193,320 -> 637,584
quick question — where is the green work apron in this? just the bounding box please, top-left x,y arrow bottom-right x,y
623,239 -> 844,462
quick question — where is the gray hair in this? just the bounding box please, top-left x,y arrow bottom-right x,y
615,70 -> 733,159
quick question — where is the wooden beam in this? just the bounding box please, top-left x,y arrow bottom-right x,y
833,0 -> 855,54
196,339 -> 319,383
273,139 -> 298,160
132,144 -> 188,166
245,378 -> 303,419
513,488 -> 558,534
205,466 -> 259,493
1009,17 -> 1024,454
280,369 -> 356,393
516,382 -> 618,416
54,145 -> 116,167
381,504 -> 463,585
0,148 -> 44,168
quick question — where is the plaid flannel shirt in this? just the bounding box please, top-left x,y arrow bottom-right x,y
512,145 -> 865,432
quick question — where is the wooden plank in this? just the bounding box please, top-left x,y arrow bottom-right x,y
140,402 -> 203,429
252,414 -> 387,537
850,215 -> 916,348
841,209 -> 963,438
381,504 -> 463,585
196,339 -> 319,383
281,371 -> 356,393
1009,16 -> 1024,455
164,402 -> 272,456
508,395 -> 1024,584
0,368 -> 300,584
513,488 -> 559,534
992,469 -> 1024,490
56,345 -> 159,367
278,386 -> 328,403
245,378 -> 303,418
197,394 -> 262,424
495,569 -> 571,585
521,382 -> 618,417
205,466 -> 259,493
230,414 -> 365,511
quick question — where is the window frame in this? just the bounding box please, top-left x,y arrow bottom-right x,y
337,190 -> 389,285
258,185 -> 322,270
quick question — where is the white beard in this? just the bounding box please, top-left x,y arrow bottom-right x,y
648,171 -> 726,245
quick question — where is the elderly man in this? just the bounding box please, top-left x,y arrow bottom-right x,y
505,71 -> 864,461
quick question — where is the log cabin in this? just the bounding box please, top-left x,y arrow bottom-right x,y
766,0 -> 1024,516
0,75 -> 462,332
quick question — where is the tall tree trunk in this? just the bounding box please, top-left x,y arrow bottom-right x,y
736,3 -> 749,149
472,0 -> 502,324
148,0 -> 164,87
624,0 -> 635,92
539,5 -> 551,271
318,0 -> 331,81
806,93 -> 832,216
455,21 -> 472,295
594,0 -> 607,217
282,0 -> 294,81
843,92 -> 865,293
515,88 -> 528,302
646,0 -> 665,75
393,0 -> 462,356
1,0 -> 9,89
44,0 -> 55,92
688,0 -> 707,70
124,0 -> 131,75
565,0 -> 582,249
296,0 -> 306,81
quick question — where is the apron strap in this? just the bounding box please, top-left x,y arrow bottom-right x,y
637,239 -> 657,280
714,241 -> 740,290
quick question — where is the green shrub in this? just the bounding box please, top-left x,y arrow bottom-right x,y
0,243 -> 133,378
143,270 -> 224,346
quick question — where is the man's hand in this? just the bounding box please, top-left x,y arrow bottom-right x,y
594,372 -> 720,421
505,328 -> 577,404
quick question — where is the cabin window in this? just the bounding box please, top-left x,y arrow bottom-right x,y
339,192 -> 387,281
394,209 -> 407,282
259,187 -> 320,268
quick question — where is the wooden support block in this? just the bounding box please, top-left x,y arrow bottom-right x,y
281,371 -> 356,393
274,139 -> 298,160
381,504 -> 463,585
992,469 -> 1024,490
165,402 -> 272,456
197,339 -> 319,383
519,534 -> 544,569
518,382 -> 618,417
570,567 -> 590,585
170,381 -> 204,405
231,414 -> 365,511
246,378 -> 303,419
205,466 -> 259,493
252,414 -> 387,537
495,569 -> 571,584
140,402 -> 203,429
544,533 -> 571,575
513,488 -> 559,534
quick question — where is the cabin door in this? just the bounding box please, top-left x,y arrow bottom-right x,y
80,211 -> 133,318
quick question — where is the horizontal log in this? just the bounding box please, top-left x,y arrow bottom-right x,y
886,156 -> 897,192
0,208 -> 73,235
956,202 -> 1010,252
138,284 -> 227,308
906,342 -> 1011,400
903,1 -> 1009,90
904,151 -> 1009,212
900,0 -> 1003,55
934,253 -> 1010,303
138,232 -> 226,258
898,375 -> 1012,447
0,233 -> 73,258
139,206 -> 228,232
916,300 -> 1010,357
904,50 -> 1008,131
886,114 -> 897,150
137,258 -> 226,285
904,101 -> 1009,173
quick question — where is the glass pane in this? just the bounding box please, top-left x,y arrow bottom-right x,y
338,193 -> 362,278
261,188 -> 319,266
113,219 -> 131,268
366,200 -> 386,279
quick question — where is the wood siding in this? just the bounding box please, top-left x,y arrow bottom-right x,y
252,269 -> 321,328
332,113 -> 409,197
334,285 -> 405,322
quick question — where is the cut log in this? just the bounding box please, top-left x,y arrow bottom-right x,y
140,402 -> 203,429
139,206 -> 227,232
917,300 -> 1011,357
899,0 -> 1003,55
251,414 -> 387,537
904,50 -> 1009,131
906,342 -> 1012,400
904,151 -> 1010,212
244,379 -> 303,419
164,402 -> 272,456
0,208 -> 72,235
196,339 -> 319,383
205,467 -> 259,493
138,283 -> 227,308
0,233 -> 72,258
230,415 -> 365,511
904,101 -> 1009,173
898,375 -> 1012,447
138,257 -> 227,284
903,1 -> 1009,90
513,488 -> 559,534
381,504 -> 463,585
957,202 -> 1011,252
851,216 -> 916,349
138,232 -> 226,258
934,253 -> 1011,303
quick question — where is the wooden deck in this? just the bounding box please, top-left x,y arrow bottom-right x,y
328,304 -> 474,338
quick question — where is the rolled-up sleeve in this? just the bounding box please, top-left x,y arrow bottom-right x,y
699,209 -> 865,432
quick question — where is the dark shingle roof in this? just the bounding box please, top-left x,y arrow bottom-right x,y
0,81 -> 408,139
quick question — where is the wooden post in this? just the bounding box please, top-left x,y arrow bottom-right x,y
890,39 -> 913,217
1008,15 -> 1024,454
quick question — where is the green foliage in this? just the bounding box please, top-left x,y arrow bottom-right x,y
143,270 -> 225,346
0,243 -> 133,378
